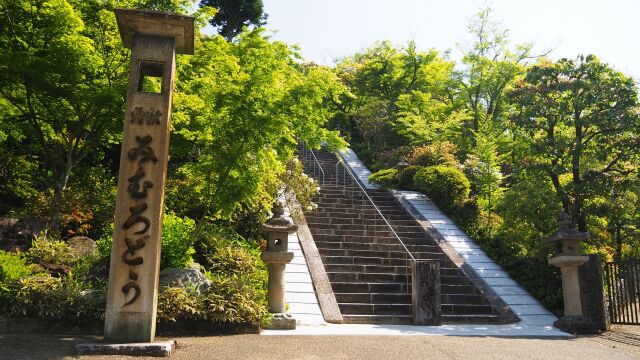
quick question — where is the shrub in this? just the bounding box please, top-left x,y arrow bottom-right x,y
157,287 -> 204,323
1,274 -> 105,320
201,274 -> 268,324
161,214 -> 196,269
407,142 -> 458,167
195,225 -> 267,286
413,165 -> 470,211
0,251 -> 33,283
25,236 -> 76,266
397,165 -> 421,190
193,225 -> 268,324
368,168 -> 398,188
156,276 -> 268,325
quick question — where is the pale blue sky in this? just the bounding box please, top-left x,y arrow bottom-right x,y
258,0 -> 639,78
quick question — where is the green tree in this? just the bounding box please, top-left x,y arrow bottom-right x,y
0,0 -> 128,231
168,30 -> 346,237
458,6 -> 535,148
333,41 -> 460,163
464,128 -> 506,232
200,0 -> 266,41
508,55 -> 640,232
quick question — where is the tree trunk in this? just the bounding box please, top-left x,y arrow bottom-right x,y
50,164 -> 72,234
572,120 -> 586,232
615,223 -> 623,261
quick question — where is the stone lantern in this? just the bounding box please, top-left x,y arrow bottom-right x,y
261,201 -> 297,329
544,212 -> 595,333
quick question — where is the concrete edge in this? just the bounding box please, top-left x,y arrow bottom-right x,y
289,198 -> 343,324
391,190 -> 520,324
75,339 -> 176,357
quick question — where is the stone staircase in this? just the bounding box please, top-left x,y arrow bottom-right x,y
301,148 -> 505,324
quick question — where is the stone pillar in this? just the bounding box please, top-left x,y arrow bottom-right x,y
549,256 -> 589,316
579,255 -> 608,331
263,255 -> 293,313
261,202 -> 297,329
412,260 -> 441,326
104,9 -> 194,343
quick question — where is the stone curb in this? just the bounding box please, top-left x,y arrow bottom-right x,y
75,340 -> 176,357
0,317 -> 259,336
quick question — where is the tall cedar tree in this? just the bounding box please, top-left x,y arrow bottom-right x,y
200,0 -> 266,41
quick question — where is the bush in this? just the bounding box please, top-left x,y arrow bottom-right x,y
413,165 -> 470,211
0,251 -> 33,282
195,225 -> 267,284
161,214 -> 196,269
25,236 -> 76,266
201,274 -> 268,324
368,168 -> 398,188
156,275 -> 268,325
407,142 -> 458,167
193,225 -> 268,324
397,165 -> 421,190
157,287 -> 204,323
1,274 -> 105,320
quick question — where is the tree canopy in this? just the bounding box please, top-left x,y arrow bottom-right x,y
200,0 -> 267,41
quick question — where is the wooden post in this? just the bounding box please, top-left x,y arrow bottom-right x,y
104,9 -> 194,343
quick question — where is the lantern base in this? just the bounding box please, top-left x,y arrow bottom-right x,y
265,313 -> 296,330
553,316 -> 599,335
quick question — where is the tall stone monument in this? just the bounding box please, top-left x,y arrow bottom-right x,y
104,9 -> 194,343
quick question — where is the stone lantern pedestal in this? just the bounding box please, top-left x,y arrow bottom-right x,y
544,213 -> 597,334
261,202 -> 297,329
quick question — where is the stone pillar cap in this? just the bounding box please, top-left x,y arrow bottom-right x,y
114,8 -> 195,54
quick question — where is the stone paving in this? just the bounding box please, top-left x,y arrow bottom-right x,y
284,225 -> 326,326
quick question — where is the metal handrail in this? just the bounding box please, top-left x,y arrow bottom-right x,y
299,142 -> 325,186
309,147 -> 325,186
334,152 -> 416,263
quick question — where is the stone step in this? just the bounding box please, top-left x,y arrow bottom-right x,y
442,293 -> 492,305
312,234 -> 437,246
441,314 -> 504,324
339,303 -> 412,316
306,217 -> 418,226
341,314 -> 413,325
308,223 -> 425,233
331,281 -> 408,293
316,248 -> 445,260
330,229 -> 426,239
334,292 -> 412,304
320,255 -> 417,267
306,212 -> 416,222
323,263 -> 463,277
334,292 -> 491,307
314,240 -> 440,253
327,272 -> 409,283
441,304 -> 496,315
